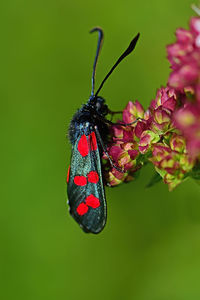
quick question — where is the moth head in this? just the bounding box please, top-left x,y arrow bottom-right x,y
94,96 -> 108,116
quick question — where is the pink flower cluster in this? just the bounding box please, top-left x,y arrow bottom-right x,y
104,13 -> 200,190
167,17 -> 200,159
167,17 -> 200,95
104,88 -> 194,190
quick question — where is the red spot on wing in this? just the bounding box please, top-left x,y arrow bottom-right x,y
76,203 -> 88,215
67,165 -> 70,183
87,171 -> 99,183
74,175 -> 87,186
78,135 -> 89,157
85,194 -> 100,209
89,132 -> 97,151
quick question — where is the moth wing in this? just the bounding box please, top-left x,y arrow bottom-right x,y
67,131 -> 107,234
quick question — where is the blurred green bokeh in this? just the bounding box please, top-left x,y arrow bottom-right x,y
1,0 -> 200,299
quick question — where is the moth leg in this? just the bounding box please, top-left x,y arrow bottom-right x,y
107,109 -> 122,121
107,109 -> 122,115
94,126 -> 125,173
119,118 -> 142,126
96,113 -> 142,126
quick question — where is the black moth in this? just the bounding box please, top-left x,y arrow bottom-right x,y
67,28 -> 140,234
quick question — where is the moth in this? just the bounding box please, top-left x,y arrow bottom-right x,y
67,28 -> 140,234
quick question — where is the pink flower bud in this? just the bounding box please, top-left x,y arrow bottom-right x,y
123,100 -> 145,123
173,103 -> 200,158
170,134 -> 186,153
123,129 -> 134,142
168,64 -> 199,89
109,145 -> 124,162
139,130 -> 160,154
176,28 -> 194,43
112,126 -> 123,139
135,120 -> 148,138
190,17 -> 200,34
154,107 -> 171,124
150,87 -> 177,112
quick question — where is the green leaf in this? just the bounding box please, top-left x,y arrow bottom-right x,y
194,180 -> 200,186
155,166 -> 166,178
146,171 -> 162,188
189,163 -> 200,180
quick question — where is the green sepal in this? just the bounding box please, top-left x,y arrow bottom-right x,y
189,163 -> 200,180
146,171 -> 162,188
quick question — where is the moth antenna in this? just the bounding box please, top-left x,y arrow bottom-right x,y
90,27 -> 104,97
95,33 -> 140,97
191,4 -> 200,16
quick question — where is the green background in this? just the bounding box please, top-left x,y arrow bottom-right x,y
1,0 -> 200,299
